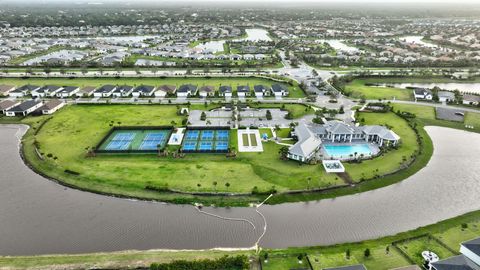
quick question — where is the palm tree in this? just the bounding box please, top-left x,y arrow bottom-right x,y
225,182 -> 230,190
213,181 -> 218,192
197,183 -> 201,191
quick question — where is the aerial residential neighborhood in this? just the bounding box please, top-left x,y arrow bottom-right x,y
0,0 -> 479,270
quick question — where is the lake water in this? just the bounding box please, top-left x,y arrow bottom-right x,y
316,39 -> 359,53
376,82 -> 480,94
400,36 -> 438,48
195,28 -> 272,53
1,125 -> 480,255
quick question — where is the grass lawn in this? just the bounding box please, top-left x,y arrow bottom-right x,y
433,220 -> 480,250
309,245 -> 409,270
345,111 -> 418,182
344,79 -> 412,101
397,236 -> 456,266
0,76 -> 304,98
392,103 -> 480,133
248,103 -> 314,118
262,256 -> 310,270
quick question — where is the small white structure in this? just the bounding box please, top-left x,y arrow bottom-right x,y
422,251 -> 439,270
168,128 -> 185,145
413,88 -> 433,100
40,99 -> 65,115
237,129 -> 263,152
322,160 -> 345,173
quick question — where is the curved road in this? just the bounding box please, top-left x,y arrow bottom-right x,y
1,125 -> 480,255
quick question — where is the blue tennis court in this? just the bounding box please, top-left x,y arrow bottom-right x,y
105,140 -> 131,150
144,132 -> 166,141
185,130 -> 199,140
182,141 -> 197,151
215,130 -> 229,140
139,140 -> 161,150
200,130 -> 214,140
112,132 -> 135,141
198,141 -> 213,151
215,141 -> 228,151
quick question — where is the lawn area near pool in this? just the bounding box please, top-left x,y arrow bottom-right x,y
396,236 -> 456,266
26,104 -> 342,198
261,255 -> 309,270
0,76 -> 305,98
345,111 -> 419,181
344,79 -> 412,101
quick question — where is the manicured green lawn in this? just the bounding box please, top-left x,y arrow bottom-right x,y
309,245 -> 409,270
262,256 -> 310,270
433,220 -> 480,250
0,76 -> 304,98
345,112 -> 418,182
344,79 -> 412,101
248,103 -> 314,118
397,236 -> 456,266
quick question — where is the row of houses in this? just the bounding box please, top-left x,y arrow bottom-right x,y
0,99 -> 64,117
0,83 -> 290,99
287,121 -> 400,163
413,88 -> 480,105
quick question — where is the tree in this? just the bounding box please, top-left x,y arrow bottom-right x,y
279,146 -> 289,160
297,254 -> 303,263
200,111 -> 207,121
364,248 -> 371,258
346,249 -> 351,259
197,183 -> 201,190
225,182 -> 230,190
339,105 -> 345,114
213,181 -> 218,191
266,110 -> 272,120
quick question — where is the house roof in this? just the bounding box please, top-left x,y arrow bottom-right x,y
79,86 -> 96,94
16,85 -> 40,92
134,85 -> 155,93
200,85 -> 215,93
431,255 -> 480,270
325,121 -> 354,134
438,91 -> 455,98
219,85 -> 232,93
463,237 -> 480,257
8,100 -> 42,112
178,84 -> 197,93
362,125 -> 400,141
35,85 -> 62,93
237,85 -> 250,92
114,85 -> 133,93
95,85 -> 116,93
159,85 -> 177,93
289,122 -> 322,158
0,100 -> 19,110
463,94 -> 480,103
324,264 -> 367,270
413,88 -> 432,96
40,99 -> 63,111
0,85 -> 15,94
58,86 -> 79,93
254,85 -> 268,92
271,83 -> 288,93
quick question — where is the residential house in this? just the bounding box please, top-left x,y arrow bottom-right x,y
413,88 -> 433,100
56,86 -> 80,98
93,85 -> 117,98
219,85 -> 233,97
0,85 -> 16,96
463,94 -> 480,106
177,84 -> 197,97
39,99 -> 65,114
132,85 -> 156,97
0,100 -> 20,114
9,85 -> 41,98
432,237 -> 480,270
236,85 -> 251,97
271,84 -> 289,97
5,100 -> 43,116
287,122 -> 322,163
437,91 -> 455,102
76,86 -> 96,97
155,85 -> 177,97
254,85 -> 270,97
199,85 -> 215,97
112,85 -> 134,98
31,85 -> 63,98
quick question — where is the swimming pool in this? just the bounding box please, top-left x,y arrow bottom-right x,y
323,144 -> 373,159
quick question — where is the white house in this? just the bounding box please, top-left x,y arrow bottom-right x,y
413,88 -> 433,100
271,84 -> 289,97
463,94 -> 480,106
5,100 -> 43,117
287,122 -> 322,163
0,100 -> 20,114
76,86 -> 96,97
155,85 -> 177,98
31,85 -> 63,98
254,85 -> 270,97
236,85 -> 250,97
0,85 -> 16,96
177,84 -> 197,97
9,85 -> 41,98
56,86 -> 80,98
432,237 -> 480,270
437,91 -> 455,102
219,85 -> 232,98
40,99 -> 65,114
112,85 -> 134,98
93,85 -> 117,98
199,85 -> 215,97
132,85 -> 156,97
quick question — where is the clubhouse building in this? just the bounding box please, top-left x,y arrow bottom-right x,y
287,121 -> 400,163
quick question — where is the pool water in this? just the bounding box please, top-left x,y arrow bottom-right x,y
323,144 -> 372,158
